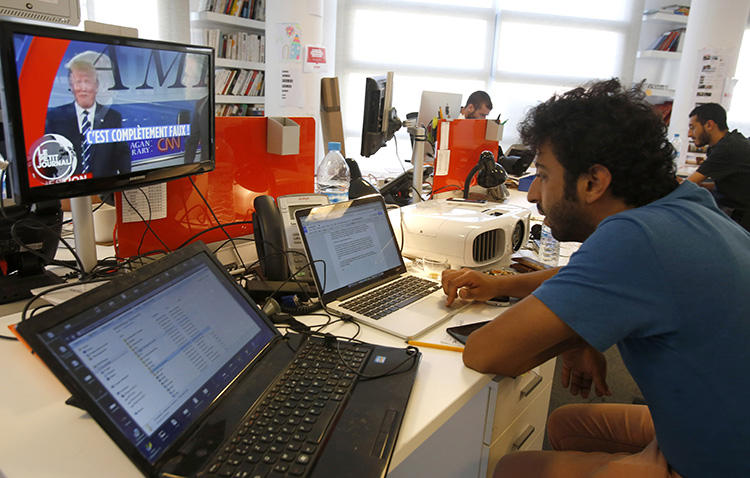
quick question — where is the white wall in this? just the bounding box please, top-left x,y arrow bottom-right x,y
265,0 -> 338,166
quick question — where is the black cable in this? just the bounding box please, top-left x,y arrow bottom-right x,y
176,220 -> 253,249
122,189 -> 171,257
0,335 -> 18,341
189,176 -> 246,270
10,215 -> 85,275
20,277 -> 112,323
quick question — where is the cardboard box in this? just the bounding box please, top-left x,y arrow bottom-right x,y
485,120 -> 504,142
320,77 -> 346,156
267,117 -> 300,155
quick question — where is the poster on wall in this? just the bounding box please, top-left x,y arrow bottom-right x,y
303,45 -> 328,73
275,23 -> 303,62
280,63 -> 304,108
694,48 -> 729,106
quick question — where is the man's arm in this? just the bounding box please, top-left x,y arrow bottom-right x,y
686,171 -> 707,184
462,293 -> 583,377
442,267 -> 559,306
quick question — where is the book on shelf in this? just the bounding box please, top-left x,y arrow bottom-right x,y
643,4 -> 689,16
198,0 -> 265,21
215,68 -> 264,98
215,103 -> 264,117
647,28 -> 685,52
199,28 -> 263,62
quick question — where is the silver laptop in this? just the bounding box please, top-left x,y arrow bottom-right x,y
295,195 -> 465,339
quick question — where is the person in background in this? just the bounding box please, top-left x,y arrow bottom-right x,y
442,79 -> 750,477
459,90 -> 493,119
686,102 -> 750,231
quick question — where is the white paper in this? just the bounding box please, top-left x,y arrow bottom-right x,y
121,183 -> 167,223
275,23 -> 303,62
280,63 -> 305,108
436,149 -> 451,176
439,122 -> 450,150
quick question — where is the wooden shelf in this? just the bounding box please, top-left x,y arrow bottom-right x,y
637,50 -> 682,60
216,95 -> 265,104
215,58 -> 265,70
190,11 -> 265,32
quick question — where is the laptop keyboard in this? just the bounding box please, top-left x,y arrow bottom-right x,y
340,275 -> 441,320
201,339 -> 371,478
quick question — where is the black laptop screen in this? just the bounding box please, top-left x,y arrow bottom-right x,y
36,253 -> 276,464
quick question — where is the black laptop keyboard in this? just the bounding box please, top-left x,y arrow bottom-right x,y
201,340 -> 371,478
340,275 -> 441,320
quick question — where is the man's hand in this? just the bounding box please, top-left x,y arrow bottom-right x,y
559,344 -> 611,399
442,269 -> 499,306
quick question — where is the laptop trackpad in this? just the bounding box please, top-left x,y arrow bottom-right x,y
408,294 -> 453,316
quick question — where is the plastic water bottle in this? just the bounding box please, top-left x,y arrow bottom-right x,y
316,142 -> 350,203
670,133 -> 682,161
540,224 -> 560,266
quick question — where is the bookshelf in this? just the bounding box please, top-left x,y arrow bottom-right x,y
190,5 -> 266,117
633,2 -> 692,123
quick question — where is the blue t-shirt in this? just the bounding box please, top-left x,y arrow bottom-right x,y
533,181 -> 750,477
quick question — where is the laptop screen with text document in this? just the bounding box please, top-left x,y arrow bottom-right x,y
299,199 -> 403,296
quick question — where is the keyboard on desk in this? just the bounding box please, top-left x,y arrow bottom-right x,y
340,275 -> 441,320
201,340 -> 371,478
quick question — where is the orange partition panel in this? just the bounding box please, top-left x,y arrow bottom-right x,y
114,116 -> 316,258
432,119 -> 499,195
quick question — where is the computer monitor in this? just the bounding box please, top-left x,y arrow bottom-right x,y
0,19 -> 215,270
360,72 -> 401,158
416,91 -> 462,128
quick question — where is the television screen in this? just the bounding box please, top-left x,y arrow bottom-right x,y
0,20 -> 214,204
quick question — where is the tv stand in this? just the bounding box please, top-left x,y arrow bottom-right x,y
70,196 -> 97,273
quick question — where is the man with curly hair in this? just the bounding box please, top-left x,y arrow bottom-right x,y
442,79 -> 750,477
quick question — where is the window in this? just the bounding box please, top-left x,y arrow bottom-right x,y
727,28 -> 750,136
336,0 -> 638,171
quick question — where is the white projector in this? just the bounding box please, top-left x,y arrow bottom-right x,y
390,198 -> 531,269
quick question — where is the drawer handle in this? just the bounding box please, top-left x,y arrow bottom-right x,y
511,424 -> 535,451
520,372 -> 543,398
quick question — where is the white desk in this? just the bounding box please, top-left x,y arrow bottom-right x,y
0,189 -> 555,478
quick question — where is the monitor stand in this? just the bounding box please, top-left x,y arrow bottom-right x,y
408,124 -> 426,201
70,196 -> 98,273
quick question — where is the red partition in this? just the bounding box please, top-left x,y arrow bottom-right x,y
114,116 -> 316,257
431,119 -> 499,195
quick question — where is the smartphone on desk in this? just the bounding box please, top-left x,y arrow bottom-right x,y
446,320 -> 491,345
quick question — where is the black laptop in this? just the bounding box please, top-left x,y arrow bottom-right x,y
16,242 -> 419,478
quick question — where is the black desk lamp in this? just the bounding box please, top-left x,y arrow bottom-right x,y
463,150 -> 508,199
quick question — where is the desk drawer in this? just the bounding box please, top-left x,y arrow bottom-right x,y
484,382 -> 551,478
484,358 -> 555,444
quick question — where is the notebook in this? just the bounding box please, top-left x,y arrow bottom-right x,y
295,195 -> 466,340
16,242 -> 419,478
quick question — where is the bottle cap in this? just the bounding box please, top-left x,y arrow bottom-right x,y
328,142 -> 341,151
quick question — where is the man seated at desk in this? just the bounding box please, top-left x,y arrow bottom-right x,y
442,79 -> 750,477
459,90 -> 493,119
685,102 -> 750,231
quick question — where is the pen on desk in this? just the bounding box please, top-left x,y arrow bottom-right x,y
406,341 -> 464,352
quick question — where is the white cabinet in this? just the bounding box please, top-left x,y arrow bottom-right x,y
387,358 -> 556,478
190,9 -> 266,116
633,3 -> 691,106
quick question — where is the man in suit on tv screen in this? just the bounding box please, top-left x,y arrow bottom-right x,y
45,52 -> 131,178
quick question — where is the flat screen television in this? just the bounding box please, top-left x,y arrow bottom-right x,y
0,19 -> 215,205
